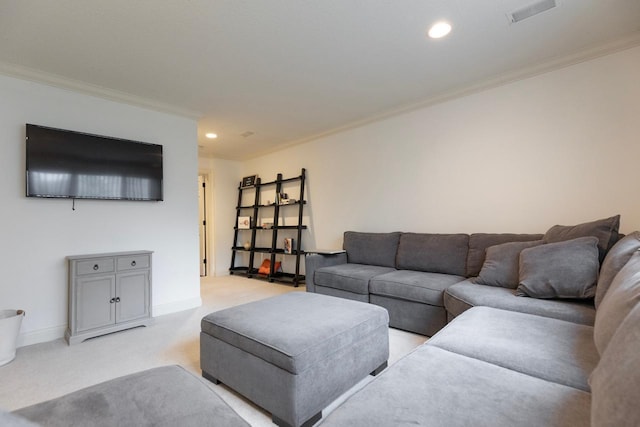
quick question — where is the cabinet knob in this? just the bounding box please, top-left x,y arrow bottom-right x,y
93,264 -> 99,271
110,297 -> 115,303
115,297 -> 121,303
131,260 -> 137,267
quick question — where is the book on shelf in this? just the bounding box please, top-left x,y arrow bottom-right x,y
284,238 -> 294,254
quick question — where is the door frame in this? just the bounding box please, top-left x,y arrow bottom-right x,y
198,171 -> 215,277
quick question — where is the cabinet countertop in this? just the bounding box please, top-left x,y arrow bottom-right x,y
67,250 -> 154,260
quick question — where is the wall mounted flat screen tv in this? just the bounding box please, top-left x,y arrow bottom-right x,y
26,124 -> 163,201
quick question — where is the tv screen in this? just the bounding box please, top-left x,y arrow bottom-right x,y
26,124 -> 163,201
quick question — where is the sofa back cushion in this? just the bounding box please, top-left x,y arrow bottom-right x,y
466,233 -> 544,277
343,231 -> 401,268
595,231 -> 640,308
396,233 -> 469,276
590,301 -> 640,427
593,249 -> 640,355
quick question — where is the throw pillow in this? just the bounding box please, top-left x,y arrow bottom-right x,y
543,215 -> 620,263
474,240 -> 543,288
466,233 -> 543,277
595,231 -> 640,308
516,236 -> 599,299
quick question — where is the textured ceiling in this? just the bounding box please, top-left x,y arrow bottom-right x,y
1,0 -> 639,160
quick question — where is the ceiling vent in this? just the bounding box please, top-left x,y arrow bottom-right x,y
508,0 -> 557,23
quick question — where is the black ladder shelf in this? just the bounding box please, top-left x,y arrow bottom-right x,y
229,168 -> 307,286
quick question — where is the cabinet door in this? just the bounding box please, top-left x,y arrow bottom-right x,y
76,275 -> 116,333
116,271 -> 150,323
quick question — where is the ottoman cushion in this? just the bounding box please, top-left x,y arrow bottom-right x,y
201,292 -> 388,374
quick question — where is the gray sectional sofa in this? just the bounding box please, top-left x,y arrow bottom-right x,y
306,215 -> 621,336
6,216 -> 637,426
319,229 -> 640,426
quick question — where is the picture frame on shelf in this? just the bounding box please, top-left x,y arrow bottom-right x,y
276,192 -> 289,205
241,174 -> 258,188
238,216 -> 251,229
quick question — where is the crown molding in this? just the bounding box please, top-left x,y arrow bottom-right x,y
0,62 -> 202,120
244,32 -> 640,161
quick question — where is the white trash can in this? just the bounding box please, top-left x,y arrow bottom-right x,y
0,310 -> 25,366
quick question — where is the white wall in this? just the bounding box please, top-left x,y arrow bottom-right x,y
0,74 -> 201,346
239,45 -> 640,253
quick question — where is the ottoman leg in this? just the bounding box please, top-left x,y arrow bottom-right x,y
202,370 -> 220,385
370,361 -> 388,376
273,411 -> 322,427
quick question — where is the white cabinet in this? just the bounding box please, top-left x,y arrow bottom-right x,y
65,251 -> 152,345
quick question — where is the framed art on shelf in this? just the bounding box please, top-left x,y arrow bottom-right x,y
238,216 -> 251,229
241,175 -> 258,188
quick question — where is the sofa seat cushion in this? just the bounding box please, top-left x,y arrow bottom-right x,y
369,270 -> 464,306
319,345 -> 591,427
427,307 -> 598,391
314,264 -> 395,295
14,365 -> 250,427
444,280 -> 596,325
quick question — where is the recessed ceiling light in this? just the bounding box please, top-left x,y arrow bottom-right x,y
428,21 -> 452,39
205,133 -> 218,139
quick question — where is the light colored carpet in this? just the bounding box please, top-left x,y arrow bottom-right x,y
0,275 -> 427,426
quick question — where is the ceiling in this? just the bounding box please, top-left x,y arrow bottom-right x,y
1,1 -> 639,160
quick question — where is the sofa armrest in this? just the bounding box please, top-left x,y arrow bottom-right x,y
305,253 -> 348,293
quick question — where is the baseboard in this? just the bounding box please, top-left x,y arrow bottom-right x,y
16,297 -> 202,348
17,325 -> 67,348
152,297 -> 202,317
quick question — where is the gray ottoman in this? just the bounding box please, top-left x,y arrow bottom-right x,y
200,292 -> 389,427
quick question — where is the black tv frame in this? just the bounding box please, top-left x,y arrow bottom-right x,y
25,124 -> 164,201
